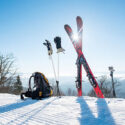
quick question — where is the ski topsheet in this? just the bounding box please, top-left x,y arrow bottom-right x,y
76,16 -> 83,96
64,16 -> 104,98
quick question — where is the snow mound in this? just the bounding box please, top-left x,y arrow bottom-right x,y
0,94 -> 125,125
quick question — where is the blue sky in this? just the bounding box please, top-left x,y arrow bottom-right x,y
0,0 -> 125,78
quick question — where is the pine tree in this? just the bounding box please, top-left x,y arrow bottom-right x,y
13,75 -> 23,95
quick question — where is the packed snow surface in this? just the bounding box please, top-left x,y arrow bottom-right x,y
0,94 -> 125,125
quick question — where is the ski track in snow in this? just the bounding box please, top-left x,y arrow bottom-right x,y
0,94 -> 125,125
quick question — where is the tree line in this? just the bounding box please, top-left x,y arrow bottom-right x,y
50,75 -> 121,98
0,54 -> 23,94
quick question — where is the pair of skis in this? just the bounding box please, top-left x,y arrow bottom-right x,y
64,16 -> 104,98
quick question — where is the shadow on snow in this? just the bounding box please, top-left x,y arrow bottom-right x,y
0,99 -> 38,113
77,97 -> 116,125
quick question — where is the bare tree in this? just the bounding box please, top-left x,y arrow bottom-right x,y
67,88 -> 72,96
0,54 -> 16,88
88,76 -> 109,97
72,90 -> 77,96
51,82 -> 65,96
66,88 -> 77,96
88,76 -> 120,98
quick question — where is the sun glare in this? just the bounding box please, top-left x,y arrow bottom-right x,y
72,33 -> 79,41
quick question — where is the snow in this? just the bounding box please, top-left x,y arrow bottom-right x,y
0,94 -> 125,125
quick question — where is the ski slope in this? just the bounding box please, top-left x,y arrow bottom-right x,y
0,94 -> 125,125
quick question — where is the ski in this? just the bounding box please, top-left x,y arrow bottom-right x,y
76,16 -> 83,96
64,17 -> 104,98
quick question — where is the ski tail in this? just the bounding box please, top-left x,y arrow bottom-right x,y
76,16 -> 83,32
64,25 -> 73,41
64,24 -> 81,54
76,16 -> 83,50
64,25 -> 78,51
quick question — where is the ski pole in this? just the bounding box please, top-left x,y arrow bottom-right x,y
43,40 -> 59,96
49,55 -> 57,83
54,36 -> 65,96
58,53 -> 59,81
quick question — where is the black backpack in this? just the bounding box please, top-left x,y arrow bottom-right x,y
21,72 -> 53,100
